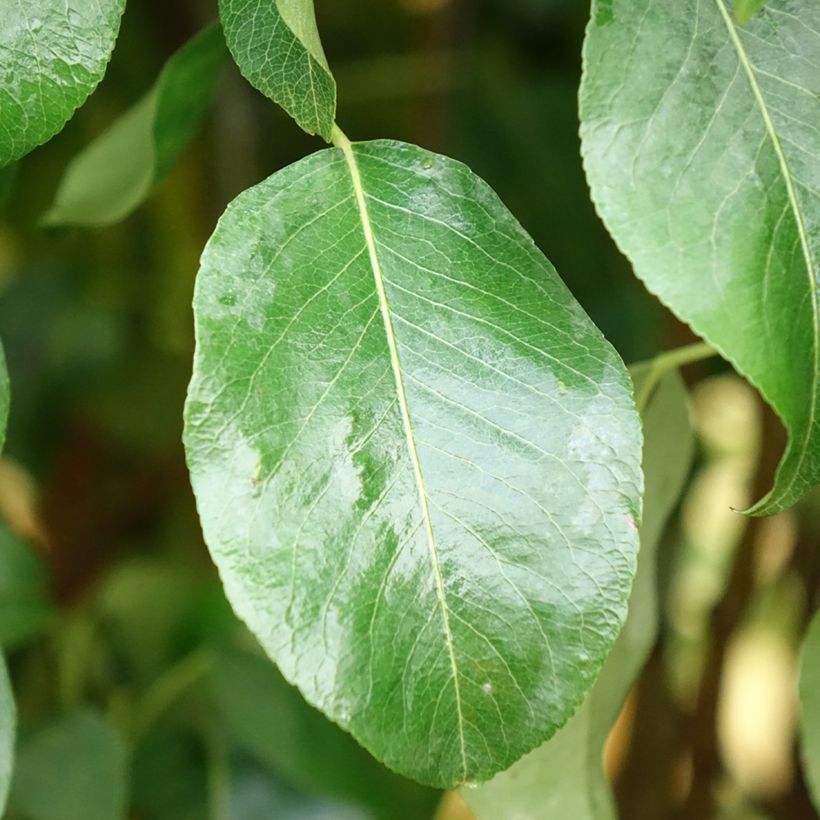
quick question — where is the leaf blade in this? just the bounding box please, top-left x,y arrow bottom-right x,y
0,0 -> 126,167
580,0 -> 820,515
184,139 -> 643,787
218,0 -> 335,139
463,371 -> 694,819
44,24 -> 225,227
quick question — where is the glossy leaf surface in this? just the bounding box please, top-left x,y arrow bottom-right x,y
219,0 -> 335,139
800,611 -> 820,810
185,138 -> 643,786
464,370 -> 693,818
0,0 -> 126,167
9,709 -> 126,820
45,25 -> 225,227
580,0 -> 820,514
0,657 -> 13,816
211,645 -> 439,818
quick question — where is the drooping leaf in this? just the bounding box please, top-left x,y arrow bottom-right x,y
0,0 -> 126,167
184,137 -> 643,787
0,657 -> 13,816
211,645 -> 439,819
799,611 -> 820,810
0,523 -> 52,651
464,370 -> 693,819
44,24 -> 225,227
219,0 -> 335,139
580,0 -> 820,515
9,709 -> 127,820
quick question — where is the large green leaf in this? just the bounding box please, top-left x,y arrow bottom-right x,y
0,0 -> 126,167
211,645 -> 439,819
44,24 -> 225,227
800,611 -> 820,810
580,0 -> 820,515
464,370 -> 693,819
184,136 -> 643,787
9,709 -> 127,820
0,657 -> 13,816
219,0 -> 335,139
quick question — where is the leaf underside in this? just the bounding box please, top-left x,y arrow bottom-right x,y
800,612 -> 820,811
580,0 -> 820,514
219,0 -> 335,139
0,0 -> 126,167
44,24 -> 225,227
184,138 -> 642,787
464,371 -> 693,819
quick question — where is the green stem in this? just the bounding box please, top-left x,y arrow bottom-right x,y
632,341 -> 718,413
330,123 -> 350,149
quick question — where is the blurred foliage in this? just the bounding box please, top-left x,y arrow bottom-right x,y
0,0 -> 817,818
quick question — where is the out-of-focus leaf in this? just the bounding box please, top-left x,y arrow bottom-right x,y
184,137 -> 643,787
0,656 -> 13,816
44,25 -> 225,227
0,0 -> 126,166
0,344 -> 8,452
799,611 -> 820,809
464,371 -> 693,819
10,709 -> 127,820
0,524 -> 52,650
219,0 -> 336,138
580,0 -> 820,515
211,646 -> 440,820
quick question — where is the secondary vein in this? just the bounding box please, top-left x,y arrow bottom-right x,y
331,125 -> 469,779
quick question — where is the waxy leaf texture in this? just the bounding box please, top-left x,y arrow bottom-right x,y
0,0 -> 126,167
219,0 -> 335,139
580,0 -> 820,514
185,139 -> 642,787
45,25 -> 225,227
465,371 -> 693,819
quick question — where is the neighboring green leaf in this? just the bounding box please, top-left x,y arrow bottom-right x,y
211,646 -> 439,819
0,0 -> 126,167
800,611 -> 820,810
734,0 -> 769,24
0,524 -> 52,651
10,709 -> 127,820
219,0 -> 335,139
44,25 -> 225,227
464,371 -> 693,819
580,0 -> 820,515
184,137 -> 643,787
0,344 -> 7,452
0,657 -> 13,816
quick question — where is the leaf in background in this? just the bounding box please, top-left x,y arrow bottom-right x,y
9,709 -> 127,820
463,371 -> 693,819
0,344 -> 7,451
799,611 -> 820,810
0,524 -> 52,651
580,0 -> 820,515
219,0 -> 336,139
44,25 -> 225,227
0,657 -> 13,816
184,137 -> 643,787
0,0 -> 126,167
211,646 -> 439,819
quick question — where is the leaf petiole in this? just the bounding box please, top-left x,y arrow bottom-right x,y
632,341 -> 718,413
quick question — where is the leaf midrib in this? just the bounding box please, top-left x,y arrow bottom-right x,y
714,0 -> 820,511
333,130 -> 468,779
